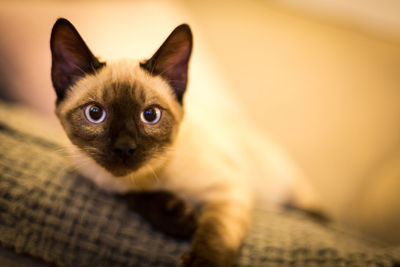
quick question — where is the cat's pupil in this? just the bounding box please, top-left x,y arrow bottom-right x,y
144,108 -> 157,122
89,106 -> 102,120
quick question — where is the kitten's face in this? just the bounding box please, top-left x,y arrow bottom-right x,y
56,61 -> 184,176
50,19 -> 192,177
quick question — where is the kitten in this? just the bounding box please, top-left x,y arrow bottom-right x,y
50,18 -> 253,266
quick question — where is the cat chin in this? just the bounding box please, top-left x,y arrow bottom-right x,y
105,166 -> 137,177
84,151 -> 149,178
69,145 -> 167,192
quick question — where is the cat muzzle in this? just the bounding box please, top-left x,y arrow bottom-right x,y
112,142 -> 137,162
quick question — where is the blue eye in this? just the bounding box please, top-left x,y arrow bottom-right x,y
140,107 -> 162,124
84,104 -> 106,123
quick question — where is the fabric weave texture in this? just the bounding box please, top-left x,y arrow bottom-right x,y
0,103 -> 399,266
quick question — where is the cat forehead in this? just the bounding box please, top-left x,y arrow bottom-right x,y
59,59 -> 182,114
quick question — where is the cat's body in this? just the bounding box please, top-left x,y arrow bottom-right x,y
50,18 -> 304,266
57,60 -> 252,266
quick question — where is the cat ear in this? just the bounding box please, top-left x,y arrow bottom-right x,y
140,24 -> 192,104
50,18 -> 105,101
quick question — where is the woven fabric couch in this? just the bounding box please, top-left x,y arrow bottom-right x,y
0,102 -> 399,266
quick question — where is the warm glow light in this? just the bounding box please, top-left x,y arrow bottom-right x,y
1,0 -> 400,244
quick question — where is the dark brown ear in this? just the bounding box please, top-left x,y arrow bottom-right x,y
140,24 -> 192,104
50,18 -> 105,101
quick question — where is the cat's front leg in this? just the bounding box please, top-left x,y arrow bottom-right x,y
181,197 -> 252,267
121,191 -> 198,239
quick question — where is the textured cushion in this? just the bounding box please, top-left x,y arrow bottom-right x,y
0,102 -> 399,266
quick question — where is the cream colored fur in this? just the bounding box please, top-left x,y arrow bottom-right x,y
59,59 -> 309,256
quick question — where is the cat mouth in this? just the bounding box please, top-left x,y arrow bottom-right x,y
84,149 -> 149,177
99,158 -> 145,177
107,167 -> 133,177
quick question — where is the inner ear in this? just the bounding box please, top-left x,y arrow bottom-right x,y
140,24 -> 192,104
50,18 -> 105,101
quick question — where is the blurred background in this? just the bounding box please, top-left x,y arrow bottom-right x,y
0,0 -> 399,244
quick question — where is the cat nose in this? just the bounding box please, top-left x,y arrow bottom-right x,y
113,142 -> 137,161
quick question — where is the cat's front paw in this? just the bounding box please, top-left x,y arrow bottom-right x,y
180,248 -> 235,267
181,251 -> 213,267
158,193 -> 198,238
122,191 -> 197,239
